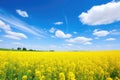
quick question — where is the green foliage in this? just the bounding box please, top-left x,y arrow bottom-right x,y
17,47 -> 21,50
22,47 -> 27,51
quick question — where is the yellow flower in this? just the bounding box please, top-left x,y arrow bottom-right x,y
67,72 -> 76,80
22,75 -> 27,80
106,77 -> 112,80
114,77 -> 120,80
40,75 -> 45,80
35,70 -> 41,77
46,67 -> 51,73
89,71 -> 94,76
27,70 -> 32,74
59,72 -> 65,80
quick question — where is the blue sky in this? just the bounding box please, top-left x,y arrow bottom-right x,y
0,0 -> 120,50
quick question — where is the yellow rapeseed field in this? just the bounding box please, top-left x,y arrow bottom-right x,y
0,50 -> 120,80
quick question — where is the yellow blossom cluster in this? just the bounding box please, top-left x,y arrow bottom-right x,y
0,50 -> 120,80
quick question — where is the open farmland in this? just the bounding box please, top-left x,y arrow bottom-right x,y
0,50 -> 120,80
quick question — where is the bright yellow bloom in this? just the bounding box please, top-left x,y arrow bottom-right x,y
35,70 -> 41,77
106,77 -> 112,80
22,75 -> 27,80
40,75 -> 45,80
59,72 -> 65,80
67,72 -> 76,80
0,50 -> 120,80
89,71 -> 94,76
46,67 -> 51,73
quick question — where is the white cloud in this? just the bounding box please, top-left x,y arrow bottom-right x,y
55,30 -> 72,38
0,20 -> 27,40
0,20 -> 11,31
49,27 -> 56,33
54,22 -> 63,25
66,36 -> 92,45
5,31 -> 27,40
93,29 -> 110,37
110,29 -> 120,35
16,9 -> 29,17
106,38 -> 116,41
4,35 -> 22,40
93,29 -> 120,37
0,9 -> 43,36
79,1 -> 120,25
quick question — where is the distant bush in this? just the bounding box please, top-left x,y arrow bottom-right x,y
17,47 -> 21,50
22,47 -> 27,51
29,49 -> 33,51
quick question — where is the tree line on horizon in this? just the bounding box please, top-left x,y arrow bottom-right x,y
0,47 -> 55,52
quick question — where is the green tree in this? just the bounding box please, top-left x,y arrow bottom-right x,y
22,47 -> 27,51
17,47 -> 21,50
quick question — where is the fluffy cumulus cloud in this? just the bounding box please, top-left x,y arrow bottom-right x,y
79,1 -> 120,25
16,9 -> 29,17
66,36 -> 92,45
54,22 -> 63,25
0,20 -> 27,40
106,38 -> 116,41
55,30 -> 72,38
93,29 -> 110,37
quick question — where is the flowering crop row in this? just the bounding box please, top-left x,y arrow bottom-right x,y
0,50 -> 120,80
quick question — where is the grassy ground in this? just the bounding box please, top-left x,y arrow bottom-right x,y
0,50 -> 120,80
